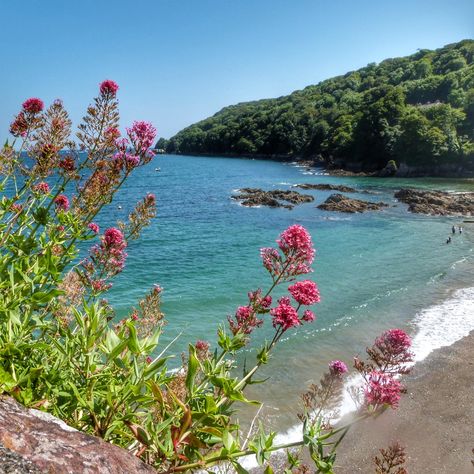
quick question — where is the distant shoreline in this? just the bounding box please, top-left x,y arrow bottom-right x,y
164,152 -> 474,178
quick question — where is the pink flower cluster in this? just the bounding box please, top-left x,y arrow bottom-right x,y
288,280 -> 320,306
9,112 -> 28,137
91,227 -> 128,276
247,288 -> 272,311
126,121 -> 157,157
364,371 -> 402,409
32,182 -> 50,194
88,222 -> 100,234
228,305 -> 263,335
114,138 -> 140,171
99,80 -> 119,97
196,340 -> 210,352
22,98 -> 44,114
375,329 -> 412,356
54,194 -> 70,211
261,225 -> 315,280
271,296 -> 300,331
329,360 -> 348,377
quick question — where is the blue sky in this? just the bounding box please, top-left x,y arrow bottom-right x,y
0,0 -> 472,143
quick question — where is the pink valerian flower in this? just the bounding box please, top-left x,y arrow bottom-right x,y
277,224 -> 315,275
260,247 -> 282,277
58,156 -> 76,172
261,225 -> 315,280
54,194 -> 70,211
99,80 -> 119,97
10,203 -> 23,213
364,371 -> 402,409
375,329 -> 412,357
90,227 -> 128,277
302,309 -> 315,322
126,121 -> 157,158
131,312 -> 139,321
32,182 -> 50,194
22,98 -> 44,114
88,222 -> 99,234
329,360 -> 348,377
146,356 -> 153,364
248,288 -> 272,312
196,340 -> 210,352
105,126 -> 121,141
91,279 -> 111,293
103,227 -> 125,246
152,284 -> 162,295
9,112 -> 29,137
288,280 -> 320,306
228,305 -> 263,335
270,296 -> 301,331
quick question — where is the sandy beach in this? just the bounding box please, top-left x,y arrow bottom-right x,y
336,331 -> 474,473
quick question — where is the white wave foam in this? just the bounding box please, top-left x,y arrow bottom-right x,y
410,286 -> 474,361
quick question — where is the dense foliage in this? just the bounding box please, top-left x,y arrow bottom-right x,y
164,39 -> 474,172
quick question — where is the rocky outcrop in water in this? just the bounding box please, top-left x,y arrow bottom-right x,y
294,183 -> 358,193
232,188 -> 314,209
0,396 -> 155,474
394,188 -> 474,216
317,194 -> 388,213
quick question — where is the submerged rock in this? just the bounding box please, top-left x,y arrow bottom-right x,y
394,188 -> 474,216
294,183 -> 358,193
232,188 -> 314,209
317,193 -> 388,213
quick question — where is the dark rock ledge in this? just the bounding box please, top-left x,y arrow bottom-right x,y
394,188 -> 474,216
232,188 -> 314,209
317,194 -> 388,213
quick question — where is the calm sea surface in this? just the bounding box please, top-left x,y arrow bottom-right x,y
97,154 -> 474,431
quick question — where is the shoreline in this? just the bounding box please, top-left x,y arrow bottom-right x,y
336,330 -> 474,473
165,152 -> 474,178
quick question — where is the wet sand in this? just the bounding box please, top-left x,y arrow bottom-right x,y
336,331 -> 474,473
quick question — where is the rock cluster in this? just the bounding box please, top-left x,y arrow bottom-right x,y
294,183 -> 358,193
232,188 -> 314,209
0,396 -> 155,474
394,188 -> 474,216
317,193 -> 388,213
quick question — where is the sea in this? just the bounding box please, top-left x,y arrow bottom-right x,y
97,154 -> 473,440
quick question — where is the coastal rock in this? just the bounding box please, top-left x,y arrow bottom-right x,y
317,193 -> 388,213
377,160 -> 398,177
0,396 -> 156,474
232,188 -> 314,209
294,183 -> 358,193
394,188 -> 474,216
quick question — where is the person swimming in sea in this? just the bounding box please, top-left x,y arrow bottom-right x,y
446,236 -> 452,244
452,225 -> 456,234
459,226 -> 463,234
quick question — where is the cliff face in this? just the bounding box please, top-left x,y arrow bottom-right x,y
163,39 -> 474,177
0,396 -> 155,474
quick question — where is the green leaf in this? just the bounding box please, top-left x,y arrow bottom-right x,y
231,461 -> 250,474
185,345 -> 199,394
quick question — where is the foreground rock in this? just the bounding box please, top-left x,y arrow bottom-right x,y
294,183 -> 358,193
232,188 -> 314,209
0,444 -> 42,474
317,194 -> 388,213
394,188 -> 474,216
0,396 -> 155,474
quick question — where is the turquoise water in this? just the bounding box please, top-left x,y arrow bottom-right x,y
98,155 -> 473,430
